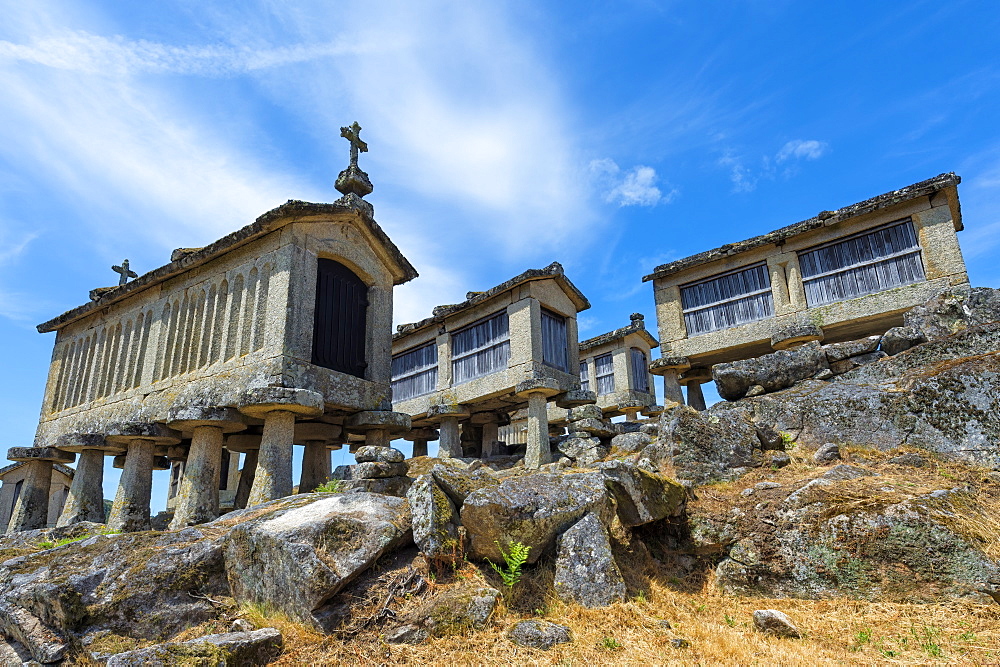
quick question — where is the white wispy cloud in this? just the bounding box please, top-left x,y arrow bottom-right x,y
719,139 -> 829,193
776,139 -> 829,162
590,158 -> 675,207
0,30 -> 370,76
718,152 -> 758,193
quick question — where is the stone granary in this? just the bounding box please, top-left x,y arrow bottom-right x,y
643,173 -> 969,405
390,263 -> 591,468
577,313 -> 659,420
16,123 -> 416,532
0,461 -> 73,532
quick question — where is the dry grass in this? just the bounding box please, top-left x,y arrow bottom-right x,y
257,575 -> 999,665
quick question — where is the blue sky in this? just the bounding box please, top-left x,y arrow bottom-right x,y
2,0 -> 999,513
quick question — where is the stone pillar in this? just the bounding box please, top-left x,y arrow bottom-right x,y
524,392 -> 551,469
365,429 -> 390,448
649,356 -> 690,407
481,421 -> 500,458
680,367 -> 712,412
167,407 -> 246,529
299,442 -> 331,493
438,417 -> 462,458
234,448 -> 258,510
54,433 -> 115,527
412,439 -> 428,458
250,410 -> 295,505
238,388 -> 324,507
5,448 -> 74,533
103,423 -> 179,532
57,449 -> 105,526
108,439 -> 156,532
686,382 -> 707,411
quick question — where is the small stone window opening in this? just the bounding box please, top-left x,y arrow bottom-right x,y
392,342 -> 439,401
595,353 -> 615,395
452,311 -> 510,384
579,360 -> 590,392
630,347 -> 650,394
680,263 -> 774,336
541,309 -> 569,372
798,219 -> 925,307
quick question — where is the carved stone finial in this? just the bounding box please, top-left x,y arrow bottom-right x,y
335,121 -> 374,213
630,313 -> 644,324
112,259 -> 138,286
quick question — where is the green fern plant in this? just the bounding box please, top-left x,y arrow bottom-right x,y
314,479 -> 345,493
489,540 -> 531,589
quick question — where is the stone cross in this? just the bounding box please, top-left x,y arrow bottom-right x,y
340,121 -> 368,167
112,259 -> 138,286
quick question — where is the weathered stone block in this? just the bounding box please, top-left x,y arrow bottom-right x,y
553,513 -> 626,608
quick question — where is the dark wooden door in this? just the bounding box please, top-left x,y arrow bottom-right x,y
312,259 -> 369,378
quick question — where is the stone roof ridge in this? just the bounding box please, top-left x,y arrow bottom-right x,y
579,313 -> 659,352
38,198 -> 418,333
642,172 -> 961,283
0,461 -> 74,478
394,261 -> 590,340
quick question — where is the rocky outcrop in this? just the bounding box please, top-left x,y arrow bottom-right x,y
712,342 -> 829,401
689,467 -> 1000,602
660,404 -> 764,484
102,628 -> 283,666
553,513 -> 626,607
390,583 -> 499,642
462,473 -> 613,564
225,493 -> 412,628
595,460 -> 686,526
722,322 -> 1000,470
507,619 -> 572,650
407,474 -> 461,563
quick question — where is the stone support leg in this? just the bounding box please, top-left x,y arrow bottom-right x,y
233,449 -> 258,510
662,371 -> 685,405
248,410 -> 295,506
57,448 -> 105,526
411,439 -> 428,458
299,441 -> 331,493
108,439 -> 155,532
7,460 -> 54,533
686,382 -> 707,411
438,417 -> 462,458
365,428 -> 390,449
525,392 -> 552,469
481,422 -> 500,459
170,425 -> 223,529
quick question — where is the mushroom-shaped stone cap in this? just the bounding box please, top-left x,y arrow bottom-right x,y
56,432 -> 125,454
641,404 -> 665,416
294,422 -> 343,444
156,444 -> 190,461
555,389 -> 597,409
345,411 -> 411,433
114,454 -> 170,470
105,422 -> 182,447
7,447 -> 75,464
617,400 -> 647,412
427,403 -> 471,419
680,367 -> 713,383
515,377 -> 562,398
166,406 -> 246,434
771,323 -> 824,350
225,434 -> 262,453
237,387 -> 324,419
403,427 -> 439,441
649,356 -> 691,375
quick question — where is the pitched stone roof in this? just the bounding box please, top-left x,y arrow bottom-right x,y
394,262 -> 590,340
0,462 -> 74,478
38,199 -> 418,333
642,172 -> 962,283
579,314 -> 659,352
